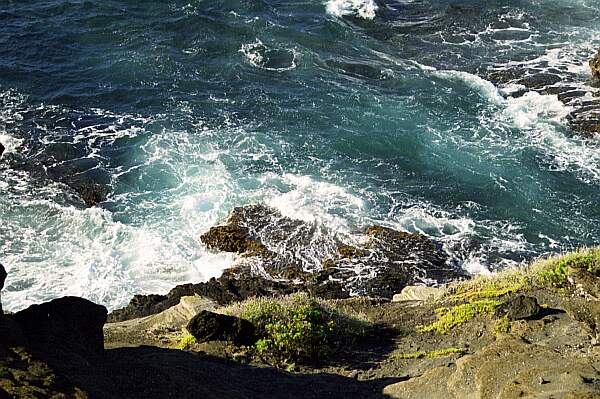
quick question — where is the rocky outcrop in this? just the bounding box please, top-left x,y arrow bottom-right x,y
110,204 -> 466,322
68,178 -> 109,207
108,267 -> 298,322
494,295 -> 541,321
384,337 -> 600,399
186,310 -> 257,346
323,226 -> 466,298
104,295 -> 218,349
12,296 -> 108,355
591,50 -> 600,79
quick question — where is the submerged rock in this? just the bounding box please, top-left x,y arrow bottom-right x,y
68,178 -> 109,207
12,296 -> 108,354
187,310 -> 256,346
591,50 -> 600,79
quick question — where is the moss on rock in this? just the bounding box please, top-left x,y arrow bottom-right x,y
417,300 -> 503,334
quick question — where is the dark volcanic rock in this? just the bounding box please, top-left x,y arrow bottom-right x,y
324,226 -> 466,298
108,268 -> 298,322
112,205 -> 466,321
200,225 -> 270,257
591,50 -> 600,79
12,296 -> 108,354
69,178 -> 109,207
187,310 -> 256,346
495,295 -> 541,321
0,142 -> 5,157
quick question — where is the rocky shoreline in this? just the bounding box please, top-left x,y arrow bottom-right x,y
2,241 -> 600,398
108,204 -> 467,323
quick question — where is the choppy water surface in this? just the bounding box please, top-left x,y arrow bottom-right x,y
1,0 -> 599,311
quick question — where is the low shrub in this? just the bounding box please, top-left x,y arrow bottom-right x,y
177,334 -> 197,351
223,293 -> 370,366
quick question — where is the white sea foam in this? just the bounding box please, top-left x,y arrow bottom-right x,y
325,0 -> 378,20
435,70 -> 505,105
240,40 -> 297,72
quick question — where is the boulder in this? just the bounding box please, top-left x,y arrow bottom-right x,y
494,295 -> 541,321
591,50 -> 600,79
392,286 -> 446,303
186,310 -> 256,346
12,296 -> 108,354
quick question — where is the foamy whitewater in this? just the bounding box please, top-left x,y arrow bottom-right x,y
0,0 -> 599,312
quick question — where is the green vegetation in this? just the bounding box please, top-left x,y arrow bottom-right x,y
392,347 -> 466,360
533,248 -> 600,287
448,270 -> 528,302
446,249 -> 600,302
417,300 -> 502,334
222,293 -> 370,366
177,334 -> 197,351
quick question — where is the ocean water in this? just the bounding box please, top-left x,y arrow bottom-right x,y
1,0 -> 599,312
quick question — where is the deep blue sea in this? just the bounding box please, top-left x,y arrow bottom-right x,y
1,0 -> 599,312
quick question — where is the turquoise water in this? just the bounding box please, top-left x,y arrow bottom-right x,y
1,0 -> 599,311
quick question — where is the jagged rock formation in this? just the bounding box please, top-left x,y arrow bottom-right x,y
110,204 -> 466,322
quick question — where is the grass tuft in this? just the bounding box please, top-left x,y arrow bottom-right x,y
417,300 -> 502,334
392,347 -> 466,360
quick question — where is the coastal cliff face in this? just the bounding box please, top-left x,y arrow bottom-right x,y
2,249 -> 600,398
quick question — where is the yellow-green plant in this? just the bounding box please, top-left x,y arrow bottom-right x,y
177,334 -> 197,351
393,347 -> 466,360
417,300 -> 502,334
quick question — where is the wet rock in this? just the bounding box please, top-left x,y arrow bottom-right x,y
187,310 -> 256,346
590,50 -> 600,79
517,73 -> 562,90
68,178 -> 109,207
12,296 -> 108,354
0,142 -> 5,157
306,280 -> 350,300
494,295 -> 541,321
200,225 -> 269,256
325,226 -> 466,298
